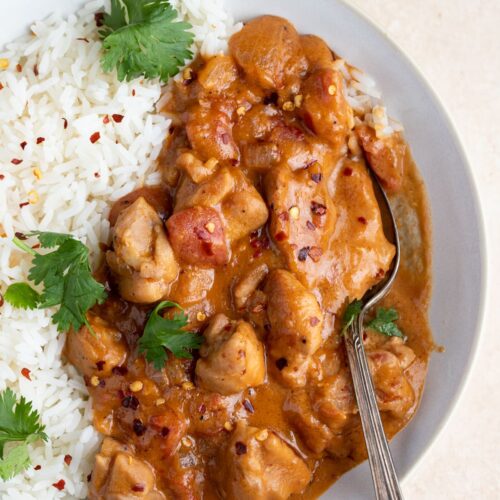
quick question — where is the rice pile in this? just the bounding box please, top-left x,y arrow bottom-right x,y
0,1 -> 238,498
0,1 -> 394,498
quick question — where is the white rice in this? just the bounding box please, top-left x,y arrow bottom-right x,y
0,1 -> 393,498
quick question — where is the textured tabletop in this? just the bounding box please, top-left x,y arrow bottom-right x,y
348,1 -> 500,498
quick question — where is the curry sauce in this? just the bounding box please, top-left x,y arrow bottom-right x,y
64,15 -> 433,499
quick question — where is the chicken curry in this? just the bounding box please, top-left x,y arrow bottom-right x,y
64,15 -> 433,499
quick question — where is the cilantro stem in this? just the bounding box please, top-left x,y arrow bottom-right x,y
13,237 -> 37,256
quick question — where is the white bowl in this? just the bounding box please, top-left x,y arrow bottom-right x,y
1,1 -> 487,498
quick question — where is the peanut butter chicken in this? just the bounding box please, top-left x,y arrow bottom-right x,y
65,15 -> 433,499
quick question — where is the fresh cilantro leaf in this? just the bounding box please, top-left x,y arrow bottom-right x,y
341,299 -> 363,335
100,0 -> 194,82
366,308 -> 404,338
0,388 -> 47,480
6,233 -> 107,333
366,307 -> 404,338
27,231 -> 73,248
3,283 -> 41,310
138,301 -> 203,370
0,442 -> 31,481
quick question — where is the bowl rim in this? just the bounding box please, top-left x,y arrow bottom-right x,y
336,0 -> 488,485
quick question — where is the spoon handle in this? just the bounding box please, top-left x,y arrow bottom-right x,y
344,315 -> 404,500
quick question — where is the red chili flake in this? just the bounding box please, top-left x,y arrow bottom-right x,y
32,243 -> 40,249
0,174 -> 4,180
21,368 -> 31,380
274,231 -> 287,242
103,115 -> 110,124
250,238 -> 262,249
309,316 -> 320,327
94,12 -> 104,26
343,167 -> 353,176
306,220 -> 316,231
253,249 -> 263,259
198,403 -> 207,414
298,247 -> 310,262
36,137 -> 45,144
90,132 -> 100,144
20,141 -> 27,150
250,230 -> 259,238
309,246 -> 323,262
122,395 -> 139,410
11,158 -> 23,165
132,89 -> 136,96
34,465 -> 42,471
112,365 -> 128,376
278,211 -> 289,222
87,473 -> 92,482
275,358 -> 288,371
16,64 -> 22,73
243,399 -> 254,413
311,201 -> 327,216
0,83 -> 4,91
52,480 -> 65,491
311,172 -> 322,183
19,201 -> 29,208
132,484 -> 145,493
357,216 -> 367,224
133,418 -> 146,436
62,118 -> 68,129
64,454 -> 72,466
95,360 -> 105,371
376,268 -> 385,278
221,133 -> 230,145
15,232 -> 27,240
112,114 -> 124,123
94,172 -> 101,178
33,64 -> 39,76
235,442 -> 247,455
0,294 -> 4,307
77,37 -> 89,43
160,427 -> 170,437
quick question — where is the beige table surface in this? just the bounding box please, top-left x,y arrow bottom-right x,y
346,1 -> 500,498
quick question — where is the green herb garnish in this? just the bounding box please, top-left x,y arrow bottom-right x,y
138,301 -> 203,370
4,232 -> 107,333
0,388 -> 47,481
341,300 -> 404,339
100,0 -> 194,82
341,299 -> 363,335
366,307 -> 404,338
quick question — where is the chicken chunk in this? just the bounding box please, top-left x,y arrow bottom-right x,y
300,34 -> 335,71
355,124 -> 407,192
265,164 -> 337,293
186,102 -> 239,162
198,55 -> 239,93
166,206 -> 229,267
89,438 -> 164,500
195,314 -> 265,395
265,270 -> 323,387
175,167 -> 269,242
233,263 -> 269,309
367,349 -> 415,418
229,16 -> 308,91
106,197 -> 179,303
217,423 -> 311,500
299,68 -> 351,148
64,314 -> 127,378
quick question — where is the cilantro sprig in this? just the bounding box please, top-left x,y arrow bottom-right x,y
0,388 -> 47,481
138,301 -> 203,370
4,232 -> 107,333
341,300 -> 404,339
99,0 -> 194,82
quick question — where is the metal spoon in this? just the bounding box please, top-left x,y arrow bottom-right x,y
343,171 -> 404,500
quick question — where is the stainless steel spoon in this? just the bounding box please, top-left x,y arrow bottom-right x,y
343,172 -> 403,500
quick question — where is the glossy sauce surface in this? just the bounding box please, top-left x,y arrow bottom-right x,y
66,15 -> 433,500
